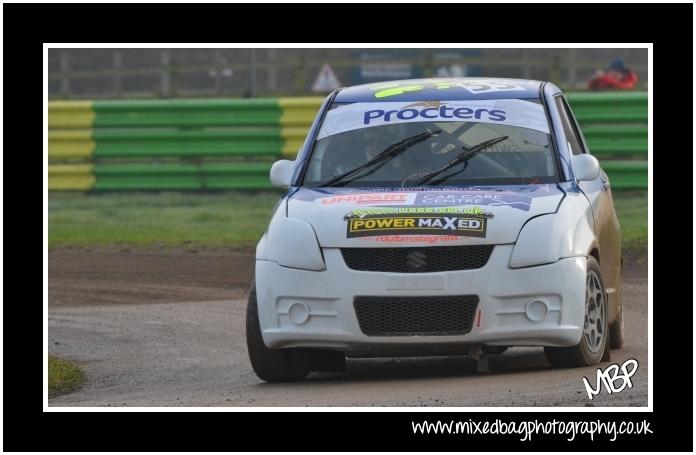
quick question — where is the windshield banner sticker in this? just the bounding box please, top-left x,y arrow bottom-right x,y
346,213 -> 487,238
317,99 -> 550,140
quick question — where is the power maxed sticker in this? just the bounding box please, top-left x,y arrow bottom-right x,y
346,213 -> 487,238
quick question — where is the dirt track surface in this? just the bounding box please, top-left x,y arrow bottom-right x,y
48,248 -> 648,407
48,248 -> 255,306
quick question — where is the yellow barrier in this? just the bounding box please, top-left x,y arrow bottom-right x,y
48,101 -> 95,129
281,127 -> 312,157
48,164 -> 95,190
279,98 -> 322,158
278,97 -> 323,127
48,130 -> 95,160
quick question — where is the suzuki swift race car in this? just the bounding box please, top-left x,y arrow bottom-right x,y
246,78 -> 623,382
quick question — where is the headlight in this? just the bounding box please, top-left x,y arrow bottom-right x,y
509,196 -> 595,268
509,214 -> 562,268
265,216 -> 325,271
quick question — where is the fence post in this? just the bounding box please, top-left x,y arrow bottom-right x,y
214,49 -> 223,95
250,48 -> 257,97
549,54 -> 561,86
113,50 -> 123,98
423,50 -> 433,78
521,49 -> 532,79
295,54 -> 305,94
567,48 -> 578,89
160,50 -> 171,98
268,48 -> 277,93
60,51 -> 70,98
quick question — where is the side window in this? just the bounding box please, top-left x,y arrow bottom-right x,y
554,96 -> 586,155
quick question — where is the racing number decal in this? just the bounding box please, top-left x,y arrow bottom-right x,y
371,80 -> 526,98
454,81 -> 524,93
374,84 -> 424,99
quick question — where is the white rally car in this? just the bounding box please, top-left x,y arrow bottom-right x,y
246,78 -> 623,381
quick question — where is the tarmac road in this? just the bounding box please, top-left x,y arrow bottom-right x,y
48,249 -> 648,407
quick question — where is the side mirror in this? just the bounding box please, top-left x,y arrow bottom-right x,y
269,160 -> 295,188
571,154 -> 600,182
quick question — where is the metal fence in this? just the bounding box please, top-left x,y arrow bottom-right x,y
48,48 -> 649,100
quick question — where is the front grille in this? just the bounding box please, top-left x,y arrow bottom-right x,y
341,245 -> 494,273
354,295 -> 479,336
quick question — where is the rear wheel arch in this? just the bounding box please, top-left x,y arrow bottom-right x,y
589,247 -> 600,264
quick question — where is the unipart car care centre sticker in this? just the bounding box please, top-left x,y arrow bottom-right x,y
320,192 -> 417,205
317,99 -> 550,140
415,191 -> 533,211
346,213 -> 487,238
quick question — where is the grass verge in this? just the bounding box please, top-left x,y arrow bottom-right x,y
48,355 -> 84,395
49,191 -> 283,249
612,191 -> 648,251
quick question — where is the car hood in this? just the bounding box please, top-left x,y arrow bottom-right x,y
286,184 -> 565,247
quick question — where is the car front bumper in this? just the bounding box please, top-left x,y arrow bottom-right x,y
255,244 -> 586,353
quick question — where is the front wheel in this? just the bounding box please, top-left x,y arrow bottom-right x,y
246,281 -> 309,382
246,281 -> 346,382
545,257 -> 609,368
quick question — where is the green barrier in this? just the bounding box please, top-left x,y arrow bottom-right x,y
582,125 -> 647,156
93,99 -> 282,128
94,162 -> 272,191
92,129 -> 283,158
566,92 -> 648,186
568,93 -> 647,157
48,92 -> 648,191
49,98 -> 288,190
602,161 -> 648,190
567,92 -> 648,123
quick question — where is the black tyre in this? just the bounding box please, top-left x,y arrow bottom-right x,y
608,262 -> 624,349
545,257 -> 608,368
246,281 -> 309,382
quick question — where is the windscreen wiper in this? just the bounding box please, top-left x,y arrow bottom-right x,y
319,129 -> 441,187
415,135 -> 508,186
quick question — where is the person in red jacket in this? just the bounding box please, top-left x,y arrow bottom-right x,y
587,58 -> 639,90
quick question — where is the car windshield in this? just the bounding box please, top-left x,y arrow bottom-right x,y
302,98 -> 559,188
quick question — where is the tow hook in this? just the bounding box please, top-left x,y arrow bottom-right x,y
469,345 -> 490,374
